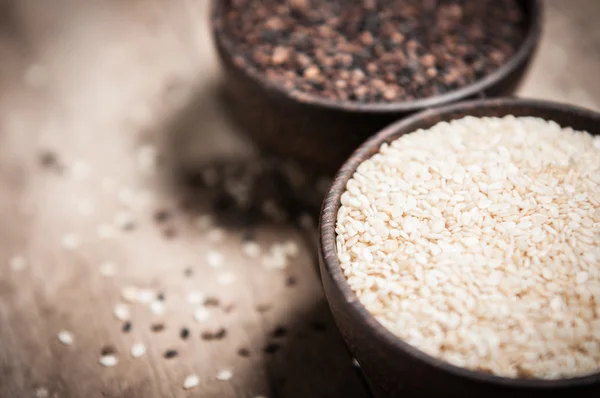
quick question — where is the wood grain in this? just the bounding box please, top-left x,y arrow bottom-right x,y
0,1 -> 598,397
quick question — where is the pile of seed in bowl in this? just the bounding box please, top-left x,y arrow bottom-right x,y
335,115 -> 600,379
221,0 -> 526,102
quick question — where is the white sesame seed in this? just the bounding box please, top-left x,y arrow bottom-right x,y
70,160 -> 90,180
130,342 -> 146,358
336,116 -> 600,379
136,144 -> 157,174
183,374 -> 200,390
195,214 -> 213,230
121,286 -> 140,303
137,289 -> 155,304
283,240 -> 299,258
61,234 -> 80,250
206,250 -> 224,268
99,262 -> 116,277
35,387 -> 49,398
9,255 -> 27,271
207,228 -> 225,243
150,300 -> 165,315
101,178 -> 116,193
97,224 -> 115,239
99,354 -> 118,367
216,369 -> 233,381
113,303 -> 130,321
217,272 -> 236,286
114,211 -> 135,230
242,242 -> 261,258
57,330 -> 74,346
187,291 -> 205,305
24,64 -> 48,88
194,307 -> 210,323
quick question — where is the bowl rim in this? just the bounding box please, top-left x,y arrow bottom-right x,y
211,0 -> 542,114
319,97 -> 600,389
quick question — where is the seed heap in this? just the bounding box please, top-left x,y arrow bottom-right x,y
222,0 -> 525,102
336,116 -> 600,379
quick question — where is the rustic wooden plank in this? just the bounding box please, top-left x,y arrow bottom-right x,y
0,1 -> 598,398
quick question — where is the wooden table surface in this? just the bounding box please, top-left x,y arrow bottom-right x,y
0,1 -> 599,397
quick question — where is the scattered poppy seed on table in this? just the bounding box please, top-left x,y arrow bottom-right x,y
162,227 -> 177,239
183,267 -> 194,277
101,345 -> 116,355
151,323 -> 166,332
223,304 -> 236,313
122,321 -> 132,333
256,304 -> 271,313
237,348 -> 250,357
99,354 -> 118,367
264,343 -> 280,354
180,328 -> 190,340
164,349 -> 178,359
57,330 -> 74,346
183,374 -> 200,390
272,327 -> 287,338
153,209 -> 171,223
38,151 -> 58,168
285,276 -> 297,287
203,297 -> 220,307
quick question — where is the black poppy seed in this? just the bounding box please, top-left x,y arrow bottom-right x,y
220,0 -> 525,103
203,297 -> 220,307
157,292 -> 165,302
184,267 -> 193,277
256,304 -> 271,313
151,323 -> 166,332
164,349 -> 178,359
154,209 -> 171,223
237,348 -> 251,358
101,345 -> 116,355
285,276 -> 297,287
242,231 -> 256,242
223,304 -> 236,313
264,343 -> 280,354
180,328 -> 190,340
201,328 -> 227,341
122,321 -> 132,333
272,326 -> 287,338
311,321 -> 327,332
39,151 -> 59,168
162,227 -> 177,239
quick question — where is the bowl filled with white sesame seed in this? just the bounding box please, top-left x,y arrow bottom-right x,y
319,98 -> 600,397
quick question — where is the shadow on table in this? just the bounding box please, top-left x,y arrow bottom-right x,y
154,79 -> 380,398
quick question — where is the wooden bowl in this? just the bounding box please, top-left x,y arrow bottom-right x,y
319,98 -> 600,398
211,0 -> 542,175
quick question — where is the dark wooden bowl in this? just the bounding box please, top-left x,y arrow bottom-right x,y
211,0 -> 542,175
319,98 -> 600,398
